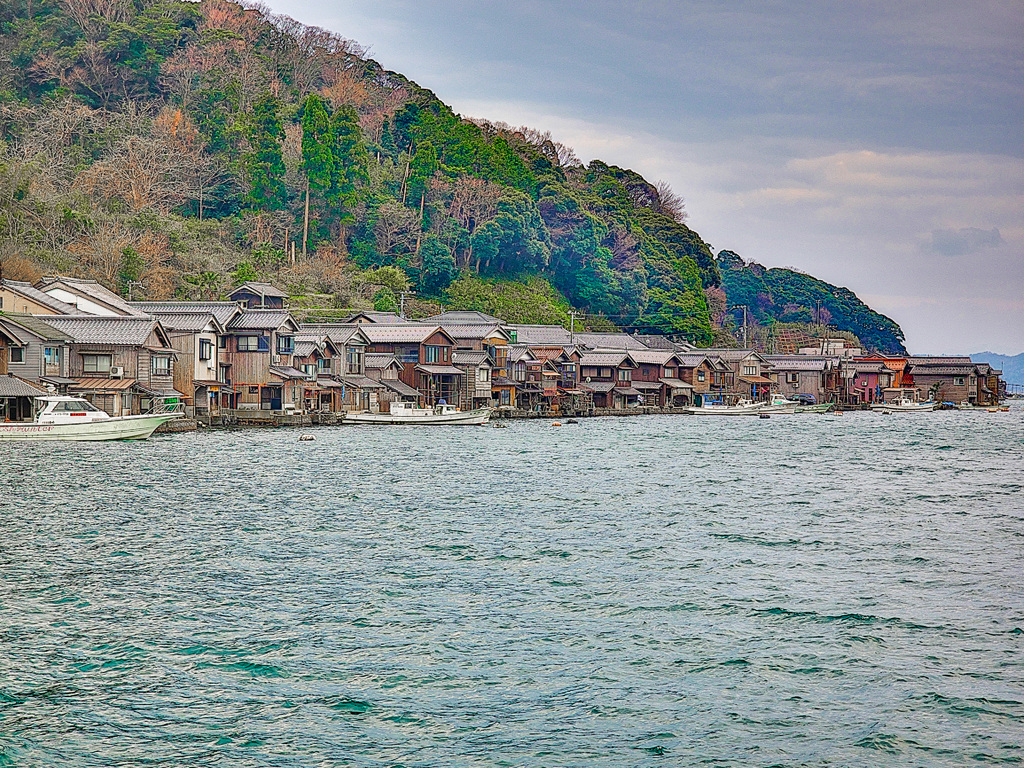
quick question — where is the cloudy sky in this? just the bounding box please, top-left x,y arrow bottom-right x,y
265,0 -> 1023,354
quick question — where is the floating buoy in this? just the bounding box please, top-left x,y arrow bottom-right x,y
758,413 -> 770,419
881,410 -> 892,415
551,421 -> 562,427
567,419 -> 579,424
299,434 -> 316,441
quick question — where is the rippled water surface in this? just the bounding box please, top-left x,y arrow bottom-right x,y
2,407 -> 1024,766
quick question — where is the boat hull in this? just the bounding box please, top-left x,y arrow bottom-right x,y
0,413 -> 182,441
686,405 -> 764,416
869,402 -> 937,412
344,408 -> 492,425
795,403 -> 835,413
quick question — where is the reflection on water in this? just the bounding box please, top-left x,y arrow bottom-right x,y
2,408 -> 1023,766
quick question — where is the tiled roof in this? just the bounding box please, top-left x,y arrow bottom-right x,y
0,374 -> 47,398
380,378 -> 421,398
230,281 -> 288,298
453,350 -> 491,366
675,354 -> 712,368
131,302 -> 242,326
701,348 -> 759,362
39,316 -> 166,346
505,324 -> 572,345
1,280 -> 78,314
336,375 -> 384,389
845,361 -> 886,372
144,311 -> 220,332
628,349 -> 677,365
227,311 -> 296,331
269,365 -> 309,380
581,381 -> 615,393
0,313 -> 74,342
343,311 -> 406,324
361,324 -> 442,344
293,340 -> 321,358
764,356 -> 832,371
574,332 -> 650,350
416,364 -> 464,375
364,353 -> 402,370
507,344 -> 537,362
36,277 -> 147,316
579,352 -> 635,367
906,356 -> 973,365
437,323 -> 510,340
908,365 -> 977,376
660,377 -> 694,389
299,323 -> 366,346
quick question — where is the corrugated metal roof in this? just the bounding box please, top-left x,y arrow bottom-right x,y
381,378 -> 422,398
660,377 -> 694,389
36,277 -> 148,316
71,377 -> 137,391
40,316 -> 166,346
764,356 -> 832,371
416,364 -> 464,375
0,374 -> 47,398
337,375 -> 385,389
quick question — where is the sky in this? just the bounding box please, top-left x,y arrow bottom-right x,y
264,0 -> 1024,355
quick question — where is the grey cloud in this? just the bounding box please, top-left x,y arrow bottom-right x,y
926,227 -> 1004,256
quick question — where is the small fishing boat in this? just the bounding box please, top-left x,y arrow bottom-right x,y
795,402 -> 835,413
869,398 -> 937,412
761,395 -> 799,414
0,396 -> 183,441
344,401 -> 492,425
687,398 -> 765,416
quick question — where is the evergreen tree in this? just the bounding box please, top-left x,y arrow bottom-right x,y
300,94 -> 334,256
328,105 -> 369,227
243,94 -> 286,212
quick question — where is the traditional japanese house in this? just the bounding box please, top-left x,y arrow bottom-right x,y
702,349 -> 775,401
579,351 -> 639,408
364,353 -> 421,411
434,322 -> 512,377
228,282 -> 288,310
764,355 -> 840,404
573,332 -> 651,352
628,349 -> 686,406
517,358 -> 561,411
136,310 -> 227,416
971,362 -> 1003,405
452,350 -> 495,409
39,315 -> 180,415
856,354 -> 909,388
293,334 -> 339,412
0,313 -> 72,386
299,324 -> 382,413
1,279 -> 78,315
841,360 -> 895,404
34,276 -> 149,317
0,373 -> 47,422
343,311 -> 405,324
360,324 -> 462,407
670,353 -> 717,406
903,357 -> 1001,405
222,310 -> 301,411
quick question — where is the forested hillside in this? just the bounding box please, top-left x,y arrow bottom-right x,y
715,251 -> 906,354
0,0 -> 902,349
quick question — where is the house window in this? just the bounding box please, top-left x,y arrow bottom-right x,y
9,346 -> 24,363
600,368 -> 612,378
954,377 -> 965,386
301,364 -> 316,377
514,361 -> 526,380
617,368 -> 631,382
82,354 -> 112,374
786,372 -> 799,384
479,367 -> 491,382
237,336 -> 264,352
697,370 -> 706,382
424,345 -> 443,363
501,389 -> 511,405
218,336 -> 227,349
743,365 -> 757,376
152,356 -> 170,376
317,357 -> 331,372
199,339 -> 213,361
44,347 -> 60,366
276,335 -> 294,354
664,367 -> 675,378
346,347 -> 363,374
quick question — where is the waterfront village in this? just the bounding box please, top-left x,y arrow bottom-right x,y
0,276 -> 1006,428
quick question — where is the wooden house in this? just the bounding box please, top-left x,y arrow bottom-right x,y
40,315 -> 179,415
138,310 -> 227,415
298,324 -> 381,412
703,349 -> 775,401
579,351 -> 640,408
841,360 -> 895,404
228,282 -> 289,310
360,324 -> 463,407
764,355 -> 840,404
670,353 -> 717,406
364,352 -> 421,411
0,313 -> 73,386
435,321 -> 512,377
452,350 -> 495,409
903,357 -> 997,405
222,310 -> 301,411
856,354 -> 909,388
0,373 -> 47,422
628,349 -> 686,406
34,276 -> 148,317
1,279 -> 78,315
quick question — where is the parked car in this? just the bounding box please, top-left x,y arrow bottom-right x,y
792,393 -> 817,405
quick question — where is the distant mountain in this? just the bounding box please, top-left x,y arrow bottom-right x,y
970,352 -> 1024,385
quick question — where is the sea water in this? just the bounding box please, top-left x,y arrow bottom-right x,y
1,407 -> 1022,766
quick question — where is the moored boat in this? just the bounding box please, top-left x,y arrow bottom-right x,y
0,396 -> 183,441
795,402 -> 835,413
869,398 -> 937,412
687,398 -> 765,416
344,402 -> 492,425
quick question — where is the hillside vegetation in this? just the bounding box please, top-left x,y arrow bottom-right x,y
0,0 -> 902,349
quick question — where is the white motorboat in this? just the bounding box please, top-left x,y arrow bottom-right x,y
687,398 -> 766,416
760,395 -> 799,414
869,398 -> 937,412
344,401 -> 492,425
0,396 -> 183,441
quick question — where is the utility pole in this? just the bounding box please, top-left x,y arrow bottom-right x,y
727,304 -> 749,348
125,280 -> 145,301
569,310 -> 577,347
399,291 -> 415,319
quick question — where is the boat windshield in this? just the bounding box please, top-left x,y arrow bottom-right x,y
50,400 -> 102,412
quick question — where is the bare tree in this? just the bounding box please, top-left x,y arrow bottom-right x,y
655,180 -> 687,223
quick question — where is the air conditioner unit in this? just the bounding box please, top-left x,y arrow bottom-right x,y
110,366 -> 124,378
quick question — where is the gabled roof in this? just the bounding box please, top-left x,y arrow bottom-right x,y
574,332 -> 650,351
906,356 -> 973,366
343,311 -> 406,324
0,313 -> 74,342
35,277 -> 148,316
436,323 -> 511,342
0,374 -> 47,398
364,353 -> 403,370
701,348 -> 766,363
507,344 -> 538,363
360,324 -> 453,345
298,323 -> 369,346
505,324 -> 573,346
143,310 -> 224,334
1,280 -> 79,314
764,355 -> 834,371
380,378 -> 421,398
131,301 -> 242,327
423,310 -> 502,324
579,351 -> 637,367
230,281 -> 288,299
36,315 -> 172,348
227,311 -> 298,332
907,365 -> 978,376
453,350 -> 492,366
293,340 -> 322,359
675,353 -> 714,369
627,349 -> 678,365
